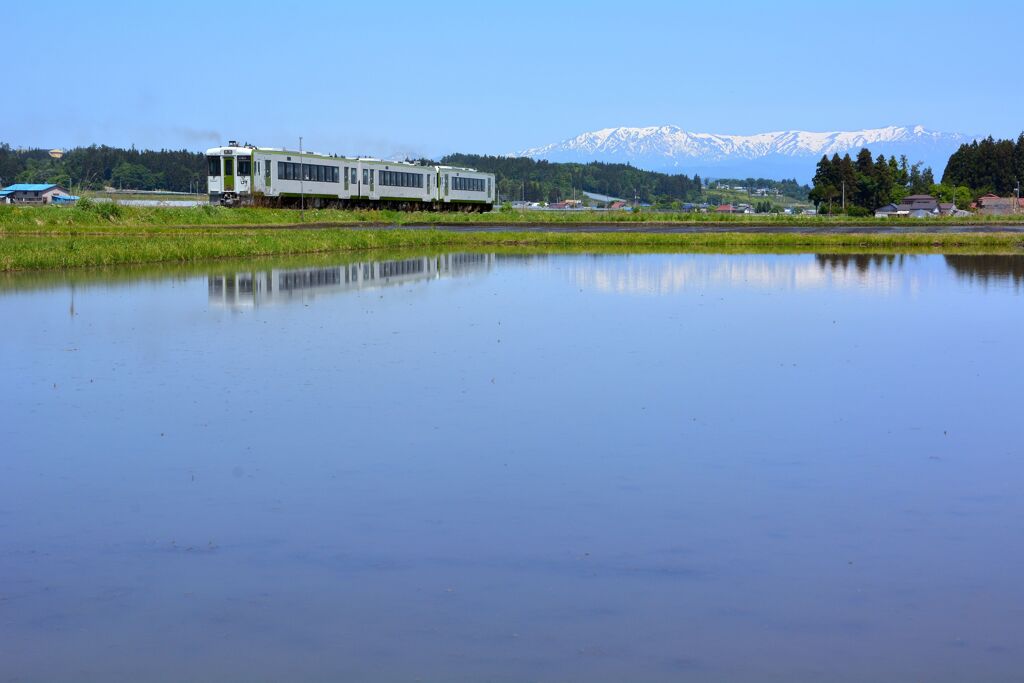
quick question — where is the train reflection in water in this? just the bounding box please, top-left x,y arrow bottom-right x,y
208,253 -> 494,307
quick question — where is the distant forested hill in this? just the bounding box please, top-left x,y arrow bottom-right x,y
707,177 -> 810,201
440,153 -> 703,205
0,143 -> 204,192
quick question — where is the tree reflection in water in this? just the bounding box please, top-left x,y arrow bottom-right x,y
944,255 -> 1024,288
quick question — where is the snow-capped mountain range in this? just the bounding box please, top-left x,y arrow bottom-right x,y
516,125 -> 971,180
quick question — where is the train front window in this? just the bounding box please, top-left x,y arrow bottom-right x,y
207,156 -> 220,177
237,156 -> 251,176
223,158 -> 234,176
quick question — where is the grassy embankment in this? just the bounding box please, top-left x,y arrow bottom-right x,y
2,204 -> 1024,271
5,203 -> 1024,231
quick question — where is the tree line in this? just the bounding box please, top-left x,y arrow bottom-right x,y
0,143 -> 205,193
942,134 -> 1024,196
809,150 -> 935,214
440,153 -> 703,205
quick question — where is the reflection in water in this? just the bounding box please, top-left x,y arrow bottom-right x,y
945,255 -> 1024,288
3,252 -> 1024,682
208,253 -> 494,307
815,253 -> 907,273
567,253 -> 920,295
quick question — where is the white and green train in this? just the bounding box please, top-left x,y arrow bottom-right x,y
206,141 -> 494,211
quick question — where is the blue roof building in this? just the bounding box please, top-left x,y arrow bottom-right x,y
0,183 -> 78,205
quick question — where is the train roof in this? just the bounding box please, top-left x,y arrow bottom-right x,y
205,145 -> 489,174
436,165 -> 482,173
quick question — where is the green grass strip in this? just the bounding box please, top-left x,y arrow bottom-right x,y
3,203 -> 1024,233
3,228 -> 1023,272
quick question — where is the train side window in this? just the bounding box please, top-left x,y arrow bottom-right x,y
363,169 -> 368,184
351,168 -> 357,184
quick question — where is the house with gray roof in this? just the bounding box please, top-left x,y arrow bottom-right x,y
875,194 -> 945,218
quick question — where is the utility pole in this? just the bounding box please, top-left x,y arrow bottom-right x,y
299,136 -> 305,221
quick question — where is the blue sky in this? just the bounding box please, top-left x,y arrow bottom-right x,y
6,0 -> 1022,157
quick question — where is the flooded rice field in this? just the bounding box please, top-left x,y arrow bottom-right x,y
2,252 -> 1023,682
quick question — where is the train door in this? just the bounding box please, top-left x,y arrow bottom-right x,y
223,156 -> 235,192
236,155 -> 251,194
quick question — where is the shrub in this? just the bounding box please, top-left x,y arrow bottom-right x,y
92,201 -> 123,220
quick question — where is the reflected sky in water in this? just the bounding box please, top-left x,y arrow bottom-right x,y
1,252 -> 1023,683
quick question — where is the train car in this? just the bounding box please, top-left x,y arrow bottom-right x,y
358,158 -> 435,208
205,141 -> 493,211
436,165 -> 494,209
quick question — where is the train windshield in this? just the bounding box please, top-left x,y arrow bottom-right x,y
237,156 -> 251,176
206,156 -> 220,177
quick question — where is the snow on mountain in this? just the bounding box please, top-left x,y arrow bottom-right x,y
516,125 -> 971,180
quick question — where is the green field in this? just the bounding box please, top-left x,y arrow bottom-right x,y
3,225 -> 1024,272
3,203 -> 1024,233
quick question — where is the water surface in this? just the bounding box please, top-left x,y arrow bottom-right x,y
2,252 -> 1023,682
